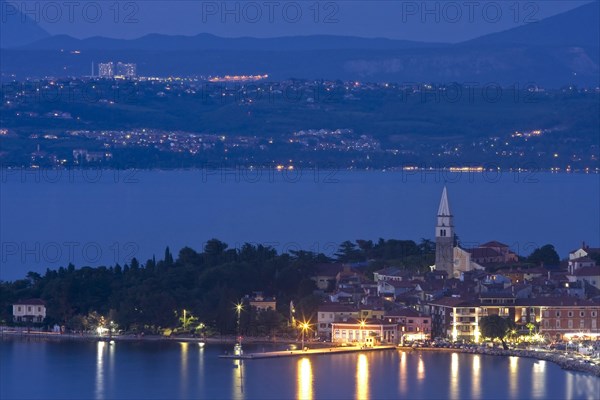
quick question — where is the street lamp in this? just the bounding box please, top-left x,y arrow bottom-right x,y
234,302 -> 244,337
359,319 -> 366,347
300,321 -> 310,350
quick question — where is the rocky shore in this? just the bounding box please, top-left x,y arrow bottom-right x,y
412,346 -> 600,377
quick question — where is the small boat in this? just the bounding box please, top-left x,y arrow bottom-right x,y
198,341 -> 206,348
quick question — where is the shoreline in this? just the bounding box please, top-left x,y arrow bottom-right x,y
0,330 -> 310,346
400,346 -> 600,377
3,331 -> 598,376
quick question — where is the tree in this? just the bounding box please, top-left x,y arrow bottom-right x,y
335,241 -> 363,262
527,244 -> 559,266
479,315 -> 511,350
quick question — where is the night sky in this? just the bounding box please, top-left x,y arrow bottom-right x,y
11,0 -> 593,42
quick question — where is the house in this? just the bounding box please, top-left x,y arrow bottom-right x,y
311,263 -> 344,291
331,318 -> 400,345
246,293 -> 276,312
13,299 -> 46,323
317,304 -> 359,339
373,267 -> 412,283
377,280 -> 422,299
569,242 -> 600,263
479,241 -> 519,263
572,266 -> 600,290
568,257 -> 596,275
384,308 -> 431,340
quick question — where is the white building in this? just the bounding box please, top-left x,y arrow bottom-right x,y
98,62 -> 114,78
13,299 -> 46,323
116,62 -> 137,78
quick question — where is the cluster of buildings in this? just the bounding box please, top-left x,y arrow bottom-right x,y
289,129 -> 380,152
97,62 -> 137,79
314,188 -> 600,346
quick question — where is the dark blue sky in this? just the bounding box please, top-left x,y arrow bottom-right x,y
14,0 -> 592,42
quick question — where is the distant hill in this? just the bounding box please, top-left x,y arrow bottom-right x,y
464,1 -> 599,48
1,2 -> 598,87
22,33 -> 443,52
0,0 -> 50,48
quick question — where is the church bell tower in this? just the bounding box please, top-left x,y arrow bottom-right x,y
435,186 -> 454,276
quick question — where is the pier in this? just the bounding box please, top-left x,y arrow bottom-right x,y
219,345 -> 396,359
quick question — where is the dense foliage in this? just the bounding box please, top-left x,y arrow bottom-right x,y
0,238 -> 435,334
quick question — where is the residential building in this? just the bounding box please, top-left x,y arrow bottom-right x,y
311,263 -> 344,291
245,293 -> 276,312
98,62 -> 114,78
13,299 -> 46,323
317,304 -> 359,339
570,266 -> 600,290
116,62 -> 137,78
385,308 -> 431,340
331,319 -> 399,345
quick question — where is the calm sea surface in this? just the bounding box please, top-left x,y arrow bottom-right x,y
1,339 -> 598,400
1,170 -> 599,280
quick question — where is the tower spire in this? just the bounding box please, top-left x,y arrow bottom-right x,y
438,186 -> 451,216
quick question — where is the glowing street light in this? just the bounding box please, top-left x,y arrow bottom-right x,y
300,321 -> 310,350
359,319 -> 367,347
234,302 -> 244,337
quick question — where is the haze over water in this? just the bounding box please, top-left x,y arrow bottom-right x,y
1,170 -> 598,280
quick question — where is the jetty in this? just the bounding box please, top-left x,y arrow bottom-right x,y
219,345 -> 396,359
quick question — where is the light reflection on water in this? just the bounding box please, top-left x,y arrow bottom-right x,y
179,342 -> 189,399
532,360 -> 547,398
398,351 -> 407,395
450,352 -> 460,400
472,354 -> 481,399
297,358 -> 313,400
232,359 -> 244,400
356,354 -> 369,400
95,341 -> 115,400
5,341 -> 599,400
417,356 -> 425,381
509,356 -> 519,398
95,341 -> 105,400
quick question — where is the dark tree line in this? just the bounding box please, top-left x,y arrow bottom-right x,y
0,238 -> 437,333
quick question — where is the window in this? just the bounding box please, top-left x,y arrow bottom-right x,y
556,320 -> 561,328
28,306 -> 32,312
408,319 -> 414,323
544,310 -> 549,318
17,306 -> 21,312
544,320 -> 549,328
37,307 -> 41,312
580,311 -> 585,317
568,311 -> 573,317
556,311 -> 561,317
568,320 -> 573,329
592,311 -> 597,317
580,320 -> 585,328
423,320 -> 428,324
